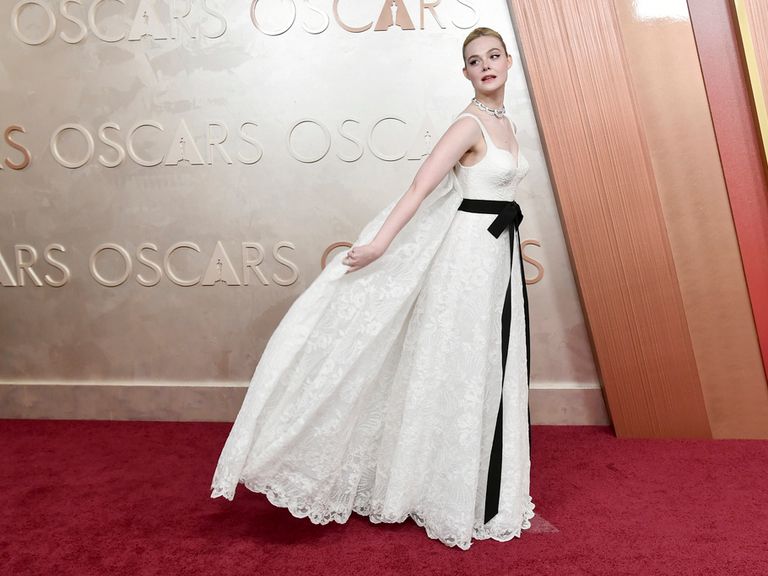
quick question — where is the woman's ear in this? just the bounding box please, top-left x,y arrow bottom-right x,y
462,66 -> 469,80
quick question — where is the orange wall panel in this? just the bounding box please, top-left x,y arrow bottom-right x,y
614,3 -> 768,437
689,0 -> 768,387
508,0 -> 711,438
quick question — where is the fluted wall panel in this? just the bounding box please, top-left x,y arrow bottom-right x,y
508,0 -> 711,437
745,0 -> 768,109
614,3 -> 768,437
689,0 -> 768,418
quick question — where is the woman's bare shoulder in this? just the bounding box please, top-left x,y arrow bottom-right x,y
449,107 -> 483,132
431,108 -> 484,158
455,104 -> 482,120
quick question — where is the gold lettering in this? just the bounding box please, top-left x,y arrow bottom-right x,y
242,242 -> 269,286
420,0 -> 444,29
333,0 -> 372,33
250,0 -> 296,36
60,0 -> 88,44
127,121 -> 165,167
0,248 -> 19,287
11,0 -> 56,45
336,119 -> 363,162
137,242 -> 162,287
44,244 -> 70,287
238,122 -> 263,164
89,243 -> 132,287
303,0 -> 329,34
89,0 -> 127,43
374,0 -> 415,31
522,239 -> 544,284
273,241 -> 299,286
165,242 -> 201,286
15,244 -> 43,287
452,0 -> 478,29
4,125 -> 31,170
97,122 -> 125,168
202,241 -> 242,286
201,0 -> 227,39
321,242 -> 352,270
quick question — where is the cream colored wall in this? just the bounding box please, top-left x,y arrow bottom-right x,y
0,0 -> 603,424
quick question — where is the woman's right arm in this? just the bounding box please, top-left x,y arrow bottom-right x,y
344,116 -> 480,273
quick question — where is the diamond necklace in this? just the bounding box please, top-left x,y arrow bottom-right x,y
472,97 -> 506,118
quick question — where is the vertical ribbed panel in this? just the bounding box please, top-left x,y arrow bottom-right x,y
688,0 -> 768,434
508,0 -> 711,437
745,0 -> 768,104
613,3 -> 768,437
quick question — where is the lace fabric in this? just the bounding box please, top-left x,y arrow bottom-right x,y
212,475 -> 535,550
211,112 -> 535,550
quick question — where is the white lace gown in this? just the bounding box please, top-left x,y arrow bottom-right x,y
210,113 -> 535,550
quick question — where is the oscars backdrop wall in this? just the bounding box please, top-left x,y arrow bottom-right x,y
0,0 -> 605,423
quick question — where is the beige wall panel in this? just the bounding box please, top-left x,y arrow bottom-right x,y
0,383 -> 245,422
614,2 -> 768,438
509,0 -> 710,437
0,1 -> 605,423
0,383 -> 609,425
529,386 -> 610,426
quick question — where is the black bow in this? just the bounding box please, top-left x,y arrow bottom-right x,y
487,200 -> 524,239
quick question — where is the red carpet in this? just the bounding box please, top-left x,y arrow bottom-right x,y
1,420 -> 766,576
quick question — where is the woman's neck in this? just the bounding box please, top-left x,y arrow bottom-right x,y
473,92 -> 505,111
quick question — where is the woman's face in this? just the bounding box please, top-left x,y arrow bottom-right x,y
462,35 -> 512,94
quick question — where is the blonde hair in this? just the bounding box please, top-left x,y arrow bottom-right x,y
462,27 -> 508,62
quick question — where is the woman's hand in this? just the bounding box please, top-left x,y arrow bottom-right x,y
343,243 -> 384,274
341,115 -> 479,276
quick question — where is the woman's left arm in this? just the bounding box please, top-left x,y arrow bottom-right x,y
343,116 -> 479,273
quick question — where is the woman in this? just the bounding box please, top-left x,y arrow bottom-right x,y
211,27 -> 535,550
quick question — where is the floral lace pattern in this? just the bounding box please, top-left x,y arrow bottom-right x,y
213,476 -> 535,551
211,113 -> 535,550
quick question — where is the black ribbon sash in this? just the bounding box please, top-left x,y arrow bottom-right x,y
456,198 -> 531,524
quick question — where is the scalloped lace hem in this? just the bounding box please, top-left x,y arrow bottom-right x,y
211,479 -> 535,551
